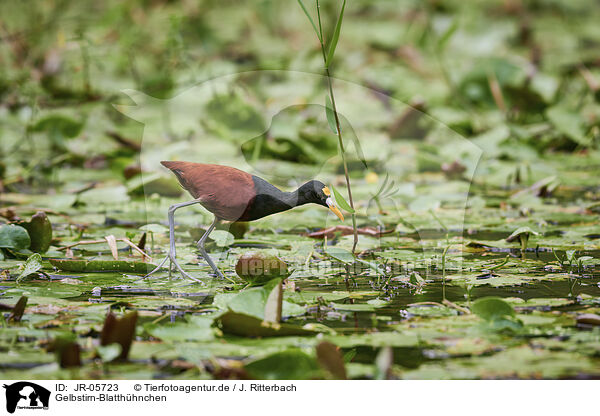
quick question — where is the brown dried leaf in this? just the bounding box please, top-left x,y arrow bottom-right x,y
105,234 -> 119,260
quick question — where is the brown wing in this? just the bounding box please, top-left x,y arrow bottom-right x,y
161,161 -> 256,221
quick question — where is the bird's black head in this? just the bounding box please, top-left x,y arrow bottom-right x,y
296,180 -> 344,221
296,180 -> 328,206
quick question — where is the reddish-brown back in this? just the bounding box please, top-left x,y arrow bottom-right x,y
161,161 -> 256,221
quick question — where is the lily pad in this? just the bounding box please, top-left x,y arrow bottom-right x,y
145,322 -> 215,342
471,297 -> 515,321
244,349 -> 322,380
0,224 -> 30,251
49,258 -> 155,273
216,311 -> 320,337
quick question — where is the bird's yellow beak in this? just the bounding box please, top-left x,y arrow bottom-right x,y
326,197 -> 344,221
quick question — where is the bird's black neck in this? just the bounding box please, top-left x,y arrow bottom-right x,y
240,176 -> 318,221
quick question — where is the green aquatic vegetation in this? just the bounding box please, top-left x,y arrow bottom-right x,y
16,253 -> 43,283
298,0 -> 358,253
1,0 -> 600,380
471,297 -> 523,333
0,224 -> 31,254
506,226 -> 540,252
553,249 -> 595,274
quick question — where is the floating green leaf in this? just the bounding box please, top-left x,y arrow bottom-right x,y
245,349 -> 322,379
471,297 -> 515,321
216,311 -> 318,337
145,322 -> 214,342
49,258 -> 155,273
0,224 -> 30,251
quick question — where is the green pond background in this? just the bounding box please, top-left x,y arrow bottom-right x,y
1,0 -> 600,379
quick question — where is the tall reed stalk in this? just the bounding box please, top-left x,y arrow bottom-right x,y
298,0 -> 358,253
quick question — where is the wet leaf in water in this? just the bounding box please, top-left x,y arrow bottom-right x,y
471,297 -> 515,321
145,322 -> 215,342
49,258 -> 155,273
216,311 -> 319,337
245,349 -> 322,380
0,224 -> 30,251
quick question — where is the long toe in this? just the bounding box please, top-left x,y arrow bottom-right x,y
209,271 -> 224,279
180,270 -> 207,286
143,255 -> 169,278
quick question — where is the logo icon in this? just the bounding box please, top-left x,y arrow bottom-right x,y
3,382 -> 50,414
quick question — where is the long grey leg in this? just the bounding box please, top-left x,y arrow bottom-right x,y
196,216 -> 225,279
166,200 -> 206,283
143,200 -> 205,284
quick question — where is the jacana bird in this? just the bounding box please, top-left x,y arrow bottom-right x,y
145,161 -> 345,282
